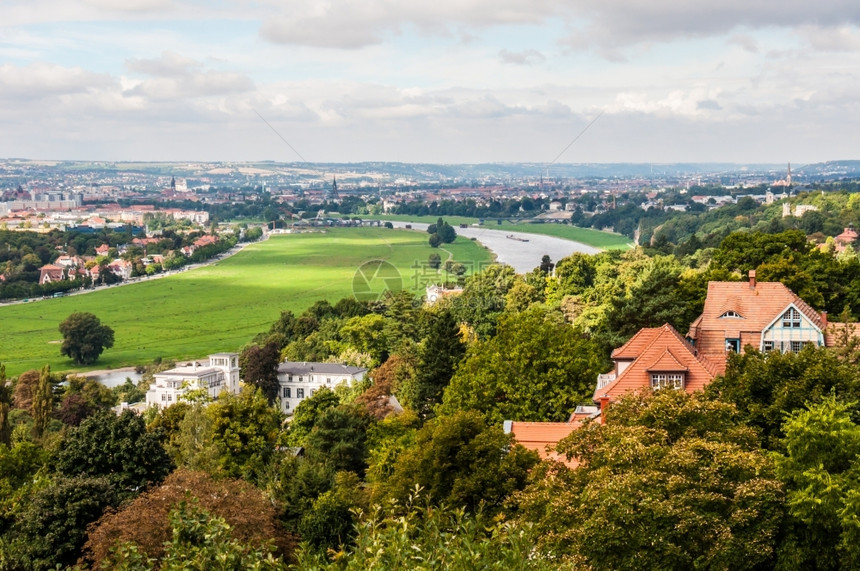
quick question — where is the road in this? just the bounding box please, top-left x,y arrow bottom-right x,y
388,222 -> 601,273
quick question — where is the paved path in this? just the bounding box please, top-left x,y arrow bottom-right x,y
388,222 -> 600,273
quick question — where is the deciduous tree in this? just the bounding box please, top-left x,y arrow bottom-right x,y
58,311 -> 115,365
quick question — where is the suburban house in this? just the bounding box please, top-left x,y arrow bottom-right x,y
687,271 -> 837,372
507,273 -> 859,464
38,264 -> 65,285
277,361 -> 367,414
145,353 -> 240,409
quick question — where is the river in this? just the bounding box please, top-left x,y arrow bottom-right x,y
387,222 -> 601,273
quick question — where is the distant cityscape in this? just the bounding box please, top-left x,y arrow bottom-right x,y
2,159 -> 860,234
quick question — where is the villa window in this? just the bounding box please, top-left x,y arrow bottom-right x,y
790,341 -> 804,353
327,377 -> 332,384
763,340 -> 775,352
783,308 -> 802,328
283,387 -> 291,398
651,373 -> 684,390
297,388 -> 304,399
288,375 -> 293,382
161,394 -> 167,401
725,338 -> 741,352
719,311 -> 742,318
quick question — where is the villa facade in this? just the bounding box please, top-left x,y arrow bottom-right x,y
145,353 -> 240,409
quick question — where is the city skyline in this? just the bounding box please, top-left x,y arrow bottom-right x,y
2,0 -> 859,164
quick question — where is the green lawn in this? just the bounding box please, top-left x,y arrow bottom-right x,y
0,228 -> 491,377
372,215 -> 632,250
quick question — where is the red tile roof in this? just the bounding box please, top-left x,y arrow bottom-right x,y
508,421 -> 584,468
595,324 -> 717,402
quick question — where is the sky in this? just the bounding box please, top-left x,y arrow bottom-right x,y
1,0 -> 859,164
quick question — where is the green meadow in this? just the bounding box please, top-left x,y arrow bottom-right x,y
0,228 -> 492,377
372,215 -> 632,250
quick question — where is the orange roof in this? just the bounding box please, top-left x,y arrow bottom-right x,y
595,324 -> 716,402
690,281 -> 824,336
507,421 -> 584,468
611,327 -> 661,359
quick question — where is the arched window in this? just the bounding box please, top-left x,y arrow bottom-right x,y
782,308 -> 802,328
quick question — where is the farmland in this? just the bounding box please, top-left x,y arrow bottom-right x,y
0,228 -> 492,377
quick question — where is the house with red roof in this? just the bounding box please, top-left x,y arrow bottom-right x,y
834,226 -> 858,253
507,272 -> 859,466
38,264 -> 65,285
687,271 -> 834,372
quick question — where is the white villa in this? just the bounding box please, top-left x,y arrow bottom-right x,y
277,361 -> 367,414
145,353 -> 240,409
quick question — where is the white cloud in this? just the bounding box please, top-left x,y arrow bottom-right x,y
499,49 -> 546,65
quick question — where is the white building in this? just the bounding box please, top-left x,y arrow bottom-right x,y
145,353 -> 240,409
277,361 -> 367,414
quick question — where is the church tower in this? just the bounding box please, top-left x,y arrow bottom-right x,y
786,163 -> 791,188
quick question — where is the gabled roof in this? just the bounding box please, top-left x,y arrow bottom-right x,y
595,324 -> 717,402
688,281 -> 824,339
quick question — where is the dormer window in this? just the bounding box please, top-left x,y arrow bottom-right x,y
782,308 -> 802,328
719,311 -> 742,318
651,373 -> 684,390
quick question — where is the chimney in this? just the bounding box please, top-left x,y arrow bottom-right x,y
598,396 -> 610,424
822,311 -> 828,328
749,270 -> 756,289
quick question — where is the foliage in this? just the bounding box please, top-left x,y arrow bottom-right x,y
707,346 -> 860,449
30,365 -> 54,439
293,490 -> 564,570
398,308 -> 465,417
53,409 -> 173,496
83,469 -> 295,566
378,410 -> 538,513
205,387 -> 283,481
102,500 -> 289,570
297,471 -> 367,551
441,306 -> 606,423
288,386 -> 341,446
240,341 -> 281,404
304,403 -> 375,476
3,475 -> 119,571
514,390 -> 784,570
450,264 -> 516,339
773,396 -> 860,570
0,364 -> 9,446
59,311 -> 115,365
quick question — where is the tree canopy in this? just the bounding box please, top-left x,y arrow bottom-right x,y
58,311 -> 115,365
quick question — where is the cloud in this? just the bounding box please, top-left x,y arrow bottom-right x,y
0,62 -> 114,99
123,52 -> 254,99
499,49 -> 546,65
798,24 -> 860,52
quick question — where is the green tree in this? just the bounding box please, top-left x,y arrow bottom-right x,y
380,410 -> 538,512
5,475 -> 119,571
441,306 -> 606,423
206,387 -> 283,481
428,252 -> 441,269
240,341 -> 281,405
30,365 -> 54,439
288,386 -> 341,446
53,410 -> 173,496
707,346 -> 860,449
399,308 -> 465,417
293,493 -> 561,570
515,390 -> 785,570
451,263 -> 517,339
774,396 -> 860,570
304,404 -> 374,475
0,363 -> 10,446
58,311 -> 115,365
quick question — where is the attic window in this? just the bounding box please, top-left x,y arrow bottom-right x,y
650,373 -> 684,390
782,308 -> 802,328
719,311 -> 742,318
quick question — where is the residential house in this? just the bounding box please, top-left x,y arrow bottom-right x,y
38,264 -> 65,285
145,353 -> 240,409
507,274 -> 858,464
687,271 -> 833,372
834,226 -> 858,253
277,361 -> 367,414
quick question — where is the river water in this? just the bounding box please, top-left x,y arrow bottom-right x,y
387,221 -> 601,273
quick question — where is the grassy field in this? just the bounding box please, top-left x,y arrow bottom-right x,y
372,215 -> 632,250
0,228 -> 491,377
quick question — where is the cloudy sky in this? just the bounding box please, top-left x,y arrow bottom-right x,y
1,0 -> 859,163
